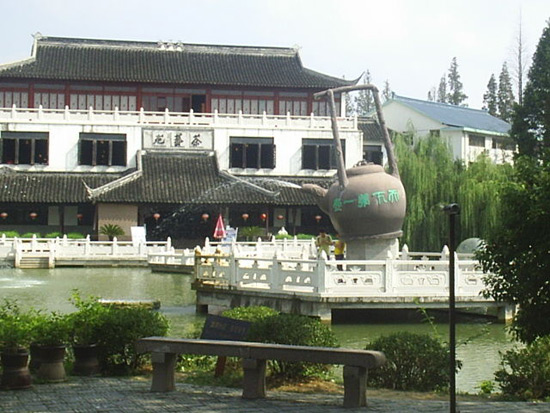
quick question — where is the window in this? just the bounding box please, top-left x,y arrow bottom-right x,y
469,134 -> 486,147
363,145 -> 383,165
79,133 -> 126,166
1,132 -> 48,165
302,139 -> 345,170
230,137 -> 275,169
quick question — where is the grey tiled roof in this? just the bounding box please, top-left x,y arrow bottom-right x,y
0,36 -> 354,89
0,168 -> 118,203
90,151 -> 331,206
389,95 -> 511,134
358,119 -> 384,142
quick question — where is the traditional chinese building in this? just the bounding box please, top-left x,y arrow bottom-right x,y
0,34 -> 382,244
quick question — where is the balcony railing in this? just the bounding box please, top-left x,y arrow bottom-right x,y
0,105 -> 358,131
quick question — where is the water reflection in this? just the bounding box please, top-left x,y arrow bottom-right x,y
0,266 -> 516,393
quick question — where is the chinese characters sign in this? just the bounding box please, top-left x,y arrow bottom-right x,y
332,189 -> 400,212
143,129 -> 213,150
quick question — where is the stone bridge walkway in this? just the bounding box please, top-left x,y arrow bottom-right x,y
1,376 -> 549,412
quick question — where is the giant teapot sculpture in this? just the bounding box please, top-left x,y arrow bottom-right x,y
303,162 -> 405,240
302,85 -> 406,241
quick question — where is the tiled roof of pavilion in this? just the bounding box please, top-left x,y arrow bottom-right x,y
0,167 -> 118,203
88,151 -> 333,206
0,35 -> 356,89
0,152 -> 332,206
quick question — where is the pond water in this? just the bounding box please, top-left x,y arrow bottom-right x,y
0,266 -> 517,393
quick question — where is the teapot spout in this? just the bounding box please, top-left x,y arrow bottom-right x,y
302,184 -> 330,213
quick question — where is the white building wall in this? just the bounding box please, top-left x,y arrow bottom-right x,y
382,102 -> 443,136
0,108 -> 362,175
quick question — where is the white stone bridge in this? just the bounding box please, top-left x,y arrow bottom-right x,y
149,238 -> 512,322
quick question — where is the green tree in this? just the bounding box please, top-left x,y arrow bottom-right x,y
355,70 -> 375,116
436,74 -> 447,103
395,133 -> 510,251
483,74 -> 498,116
497,62 -> 515,122
395,132 -> 458,251
512,20 -> 550,156
427,86 -> 436,102
382,79 -> 392,101
477,153 -> 550,343
447,57 -> 468,105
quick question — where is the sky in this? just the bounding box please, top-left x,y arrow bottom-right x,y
0,0 -> 548,109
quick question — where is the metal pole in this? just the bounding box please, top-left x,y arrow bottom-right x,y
444,203 -> 460,413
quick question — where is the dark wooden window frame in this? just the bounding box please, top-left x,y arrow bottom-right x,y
78,133 -> 127,166
0,131 -> 49,165
230,137 -> 276,169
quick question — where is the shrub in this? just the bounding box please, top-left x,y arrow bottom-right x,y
365,332 -> 459,391
66,232 -> 85,239
20,232 -> 41,238
238,226 -> 264,240
44,232 -> 62,238
99,224 -> 124,240
32,312 -> 71,347
0,299 -> 37,352
249,313 -> 338,379
222,306 -> 278,326
274,234 -> 293,240
96,305 -> 169,375
67,291 -> 108,345
494,335 -> 550,400
296,233 -> 315,240
0,231 -> 19,238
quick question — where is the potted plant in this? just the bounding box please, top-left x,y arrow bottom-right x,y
0,299 -> 35,389
99,223 -> 125,241
33,312 -> 71,382
67,292 -> 107,375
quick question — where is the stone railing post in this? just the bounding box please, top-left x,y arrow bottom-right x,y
166,237 -> 172,251
317,257 -> 327,294
401,244 -> 409,260
384,254 -> 393,294
14,238 -> 21,268
84,237 -> 91,256
112,237 -> 118,256
229,253 -> 237,286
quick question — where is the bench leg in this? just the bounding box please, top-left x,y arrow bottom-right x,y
343,365 -> 367,408
150,352 -> 176,392
242,358 -> 266,399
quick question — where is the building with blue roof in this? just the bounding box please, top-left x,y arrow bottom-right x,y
382,95 -> 515,163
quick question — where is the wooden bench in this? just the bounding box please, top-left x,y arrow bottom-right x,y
135,336 -> 386,408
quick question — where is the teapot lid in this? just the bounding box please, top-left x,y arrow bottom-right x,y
346,164 -> 384,177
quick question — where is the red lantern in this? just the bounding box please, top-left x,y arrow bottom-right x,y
153,213 -> 161,221
260,213 -> 267,221
315,215 -> 322,222
241,213 -> 249,221
277,214 -> 284,220
0,212 -> 7,219
201,213 -> 209,221
76,213 -> 83,221
29,212 -> 38,220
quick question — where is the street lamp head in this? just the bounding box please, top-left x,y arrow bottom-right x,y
443,203 -> 460,215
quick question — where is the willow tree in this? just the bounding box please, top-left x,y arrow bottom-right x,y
395,133 -> 458,251
456,154 -> 511,240
395,133 -> 510,251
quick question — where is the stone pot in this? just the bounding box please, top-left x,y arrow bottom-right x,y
72,344 -> 100,376
36,345 -> 66,382
0,350 -> 32,390
29,343 -> 41,372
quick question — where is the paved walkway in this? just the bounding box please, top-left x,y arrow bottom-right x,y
1,376 -> 549,412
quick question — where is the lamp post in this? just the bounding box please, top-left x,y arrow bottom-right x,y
443,203 -> 460,413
